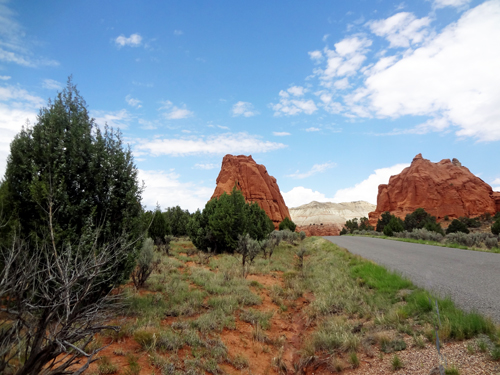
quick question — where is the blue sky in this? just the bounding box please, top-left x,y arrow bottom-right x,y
1,0 -> 499,212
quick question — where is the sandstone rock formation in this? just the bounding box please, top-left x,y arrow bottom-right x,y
298,223 -> 343,237
290,201 -> 376,236
369,154 -> 499,225
211,154 -> 290,228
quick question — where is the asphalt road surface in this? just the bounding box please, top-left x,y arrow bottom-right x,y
324,236 -> 500,324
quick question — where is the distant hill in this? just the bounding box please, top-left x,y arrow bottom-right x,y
290,200 -> 376,226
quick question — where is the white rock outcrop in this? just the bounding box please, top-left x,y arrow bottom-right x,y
290,201 -> 376,226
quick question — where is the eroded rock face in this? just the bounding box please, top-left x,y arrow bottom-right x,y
291,201 -> 375,237
297,223 -> 343,237
369,153 -> 499,225
211,154 -> 291,228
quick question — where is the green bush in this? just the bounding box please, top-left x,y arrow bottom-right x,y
383,216 -> 404,237
492,219 -> 500,236
340,227 -> 348,236
279,217 -> 296,232
376,212 -> 393,232
163,205 -> 191,236
187,187 -> 274,253
149,205 -> 169,246
359,217 -> 374,231
459,216 -> 481,228
404,208 -> 444,235
345,218 -> 359,233
446,219 -> 470,234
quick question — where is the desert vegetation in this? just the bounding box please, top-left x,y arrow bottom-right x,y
343,208 -> 500,252
59,236 -> 500,374
1,81 -> 498,374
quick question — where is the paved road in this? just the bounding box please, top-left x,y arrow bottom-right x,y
324,236 -> 500,324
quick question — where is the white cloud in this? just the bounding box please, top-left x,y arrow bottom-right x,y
136,132 -> 287,156
273,131 -> 291,136
42,79 -> 63,90
433,0 -> 472,9
308,50 -> 323,62
287,162 -> 336,179
332,163 -> 409,204
272,98 -> 317,116
316,37 -> 372,84
287,86 -> 306,97
282,186 -> 333,208
491,177 -> 500,191
232,101 -> 258,117
138,169 -> 213,212
351,1 -> 500,141
114,33 -> 142,47
0,76 -> 11,80
125,95 -> 142,108
160,100 -> 193,119
0,2 -> 58,67
174,30 -> 184,35
368,12 -> 431,48
92,109 -> 132,129
0,85 -> 45,178
305,127 -> 320,132
194,163 -> 218,170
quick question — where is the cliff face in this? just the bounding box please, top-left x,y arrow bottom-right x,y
290,200 -> 376,236
211,154 -> 290,228
290,201 -> 376,226
369,154 -> 499,225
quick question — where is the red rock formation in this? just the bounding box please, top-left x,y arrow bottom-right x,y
211,154 -> 291,228
296,224 -> 342,237
369,154 -> 499,225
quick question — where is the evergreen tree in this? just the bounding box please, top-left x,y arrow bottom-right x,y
359,217 -> 374,231
383,216 -> 404,236
492,218 -> 500,235
2,79 -> 143,284
376,211 -> 393,232
149,205 -> 169,246
446,219 -> 470,234
187,187 -> 273,253
404,208 -> 443,234
345,218 -> 359,233
279,217 -> 296,232
163,205 -> 191,237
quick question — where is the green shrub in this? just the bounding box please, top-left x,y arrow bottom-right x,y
376,211 -> 393,232
383,216 -> 404,237
187,186 -> 274,253
340,227 -> 348,235
359,217 -> 374,231
149,205 -> 169,247
459,216 -> 481,228
345,218 -> 359,233
131,238 -> 158,288
279,217 -> 296,232
492,219 -> 500,235
446,219 -> 470,234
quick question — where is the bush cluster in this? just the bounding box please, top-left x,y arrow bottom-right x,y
279,217 -> 296,232
446,219 -> 470,234
343,217 -> 373,234
445,232 -> 498,248
187,187 -> 274,253
353,228 -> 499,250
404,208 -> 444,235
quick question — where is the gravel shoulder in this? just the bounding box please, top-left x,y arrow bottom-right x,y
324,236 -> 500,324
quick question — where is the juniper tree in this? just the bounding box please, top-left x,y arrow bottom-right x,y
2,78 -> 143,286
